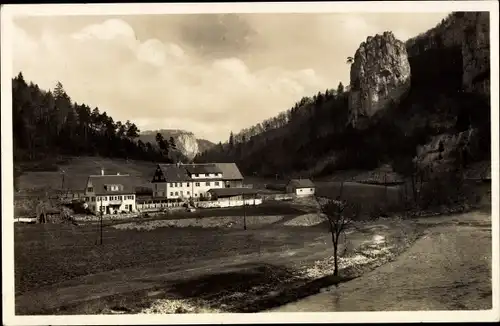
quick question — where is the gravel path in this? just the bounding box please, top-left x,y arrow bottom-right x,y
273,212 -> 492,312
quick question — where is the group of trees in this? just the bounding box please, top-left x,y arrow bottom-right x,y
195,82 -> 352,177
12,73 -> 173,164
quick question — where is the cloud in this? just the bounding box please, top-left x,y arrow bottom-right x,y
12,13 -> 448,142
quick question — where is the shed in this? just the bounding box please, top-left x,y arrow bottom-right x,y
208,187 -> 259,201
286,179 -> 316,197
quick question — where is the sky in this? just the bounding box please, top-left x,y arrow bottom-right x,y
11,12 -> 449,143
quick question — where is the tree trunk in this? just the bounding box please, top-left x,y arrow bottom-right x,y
333,240 -> 339,276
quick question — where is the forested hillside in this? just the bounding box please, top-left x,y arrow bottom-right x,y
12,73 -> 173,167
195,12 -> 491,179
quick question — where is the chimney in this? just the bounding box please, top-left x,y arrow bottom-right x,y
101,168 -> 104,176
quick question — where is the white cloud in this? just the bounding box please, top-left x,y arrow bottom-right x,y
11,13 -> 448,142
12,18 -> 334,142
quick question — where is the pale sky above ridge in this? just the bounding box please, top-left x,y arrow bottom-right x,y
12,12 -> 449,143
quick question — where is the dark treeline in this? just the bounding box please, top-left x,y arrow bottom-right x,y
195,23 -> 491,179
12,72 -> 174,165
194,82 -> 355,177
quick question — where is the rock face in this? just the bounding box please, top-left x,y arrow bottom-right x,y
406,12 -> 490,97
139,129 -> 214,161
461,12 -> 490,96
175,132 -> 199,160
414,128 -> 480,172
348,32 -> 411,128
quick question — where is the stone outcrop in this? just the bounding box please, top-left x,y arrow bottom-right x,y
139,129 -> 214,161
461,12 -> 490,96
414,128 -> 480,172
348,32 -> 411,128
174,132 -> 199,160
406,12 -> 490,97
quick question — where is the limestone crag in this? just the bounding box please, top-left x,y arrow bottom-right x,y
139,129 -> 214,161
461,12 -> 490,96
406,12 -> 490,97
414,128 -> 480,172
348,32 -> 411,128
174,132 -> 199,161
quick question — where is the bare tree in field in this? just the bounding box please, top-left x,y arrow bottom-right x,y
316,196 -> 360,276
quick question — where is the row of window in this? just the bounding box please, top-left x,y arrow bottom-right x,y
88,195 -> 135,202
169,181 -> 220,187
192,173 -> 221,178
87,185 -> 124,193
169,191 -> 205,197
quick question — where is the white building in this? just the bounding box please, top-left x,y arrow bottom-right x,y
151,163 -> 245,201
84,170 -> 136,215
286,178 -> 316,197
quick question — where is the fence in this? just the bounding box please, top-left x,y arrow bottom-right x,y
260,193 -> 295,201
136,201 -> 184,212
196,198 -> 263,209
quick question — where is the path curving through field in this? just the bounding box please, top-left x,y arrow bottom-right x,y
272,211 -> 492,311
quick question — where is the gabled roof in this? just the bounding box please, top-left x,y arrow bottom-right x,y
156,163 -> 243,182
287,178 -> 315,188
214,163 -> 244,180
158,164 -> 192,182
184,164 -> 222,175
87,174 -> 135,195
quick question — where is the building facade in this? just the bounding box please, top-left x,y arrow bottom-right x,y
151,163 -> 244,201
286,179 -> 316,197
84,171 -> 136,215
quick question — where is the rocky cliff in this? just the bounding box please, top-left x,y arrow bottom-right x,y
348,31 -> 411,128
406,12 -> 490,97
139,129 -> 214,161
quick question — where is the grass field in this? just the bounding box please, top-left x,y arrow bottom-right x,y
17,156 -> 157,194
14,215 -> 423,314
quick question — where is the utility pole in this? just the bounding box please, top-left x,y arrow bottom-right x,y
384,171 -> 388,205
100,202 -> 103,245
243,194 -> 247,231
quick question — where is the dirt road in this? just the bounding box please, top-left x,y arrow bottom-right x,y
273,211 -> 493,311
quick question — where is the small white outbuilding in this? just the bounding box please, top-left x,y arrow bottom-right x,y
286,178 -> 316,197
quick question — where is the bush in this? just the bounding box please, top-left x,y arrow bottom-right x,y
419,168 -> 466,209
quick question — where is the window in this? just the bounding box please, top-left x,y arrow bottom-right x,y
215,181 -> 220,186
187,191 -> 190,195
91,197 -> 95,202
206,182 -> 211,186
170,192 -> 173,196
186,183 -> 190,187
195,193 -> 198,197
87,187 -> 93,192
194,173 -> 198,177
299,189 -> 302,192
118,196 -> 122,200
195,182 -> 200,187
175,192 -> 179,196
155,184 -> 158,190
104,196 -> 107,201
170,183 -> 174,187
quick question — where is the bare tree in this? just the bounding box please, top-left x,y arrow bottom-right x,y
316,195 -> 360,276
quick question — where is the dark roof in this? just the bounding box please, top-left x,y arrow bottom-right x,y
158,164 -> 192,182
214,163 -> 244,180
88,174 -> 135,195
208,187 -> 259,198
287,179 -> 315,188
184,164 -> 222,175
